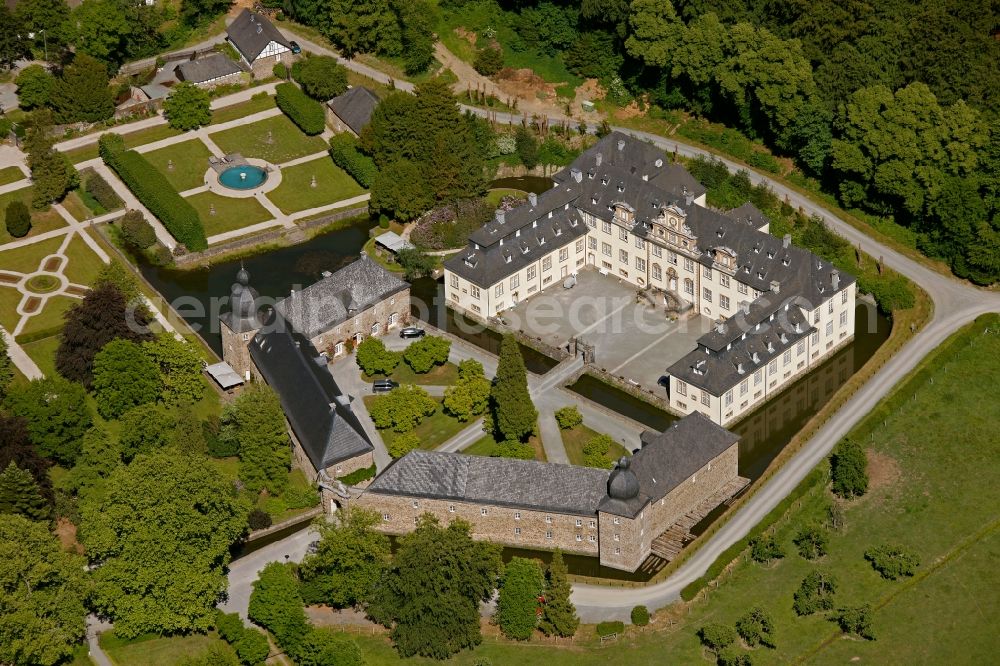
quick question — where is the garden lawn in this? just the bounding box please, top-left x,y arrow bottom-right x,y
0,187 -> 68,244
363,397 -> 468,451
100,631 -> 233,666
21,335 -> 60,377
19,295 -> 75,338
561,423 -> 628,467
185,191 -> 274,238
61,234 -> 107,286
364,361 -> 460,386
0,166 -> 26,186
62,125 -> 184,164
210,92 -> 277,125
0,287 -> 22,332
258,467 -> 321,523
266,156 -> 366,214
0,235 -> 64,273
142,139 -> 214,192
209,114 -> 327,164
60,191 -> 93,222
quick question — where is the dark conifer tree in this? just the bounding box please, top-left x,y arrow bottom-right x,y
490,335 -> 537,442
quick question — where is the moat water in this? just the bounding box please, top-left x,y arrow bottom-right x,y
139,178 -> 891,581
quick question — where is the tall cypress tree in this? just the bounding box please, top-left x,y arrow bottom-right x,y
0,334 -> 13,400
539,550 -> 579,637
490,335 -> 537,442
0,414 -> 53,505
0,461 -> 50,521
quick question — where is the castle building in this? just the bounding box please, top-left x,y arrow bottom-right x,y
443,132 -> 856,427
355,412 -> 748,572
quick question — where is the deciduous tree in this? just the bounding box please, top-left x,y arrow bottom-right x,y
735,606 -> 775,648
0,514 -> 89,666
292,55 -> 348,100
63,426 -> 120,503
490,335 -> 537,442
292,628 -> 364,666
71,0 -> 130,64
24,111 -> 78,208
163,81 -> 211,130
143,334 -> 206,406
81,451 -> 250,638
793,571 -> 837,616
625,0 -> 682,69
749,533 -> 785,564
402,335 -> 450,373
248,562 -> 309,655
3,375 -> 92,465
92,338 -> 161,419
832,604 -> 875,640
369,384 -> 437,433
830,437 -> 868,498
367,515 -> 502,659
387,431 -> 420,459
299,507 -> 391,608
443,359 -> 490,422
496,557 -> 543,640
864,544 -> 919,580
355,336 -> 401,376
793,525 -> 828,560
14,64 -> 54,110
117,404 -> 175,462
220,385 -> 291,495
0,414 -> 53,505
538,550 -> 578,637
0,6 -> 30,70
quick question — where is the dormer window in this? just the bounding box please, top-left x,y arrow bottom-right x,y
601,177 -> 608,185
617,182 -> 625,192
555,227 -> 562,236
504,254 -> 511,264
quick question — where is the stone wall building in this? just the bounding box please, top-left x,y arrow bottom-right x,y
226,10 -> 295,78
443,132 -> 856,427
356,412 -> 747,572
326,86 -> 380,136
174,53 -> 246,89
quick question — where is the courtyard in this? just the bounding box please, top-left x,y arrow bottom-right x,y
505,269 -> 713,392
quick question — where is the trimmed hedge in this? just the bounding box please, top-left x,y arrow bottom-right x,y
15,325 -> 64,345
329,133 -> 377,188
338,464 -> 376,486
596,620 -> 624,636
83,168 -> 122,210
275,82 -> 325,136
100,135 -> 206,250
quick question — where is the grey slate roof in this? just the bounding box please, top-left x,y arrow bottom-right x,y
366,450 -> 611,516
274,254 -> 409,339
175,54 -> 243,84
226,9 -> 291,62
725,202 -> 770,231
599,413 -> 740,517
327,86 -> 380,134
249,320 -> 373,470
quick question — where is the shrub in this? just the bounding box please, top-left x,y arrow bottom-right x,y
235,629 -> 270,665
84,169 -> 122,210
275,82 -> 325,135
248,509 -> 272,530
864,544 -> 919,580
329,134 -> 377,188
596,620 -> 624,637
832,605 -> 875,640
493,440 -> 534,460
388,431 -> 421,459
355,337 -> 400,376
554,406 -> 583,430
282,485 -> 320,510
338,464 -> 376,485
735,607 -> 775,648
403,335 -> 450,373
273,62 -> 288,79
5,200 -> 31,238
698,623 -> 736,652
101,138 -> 206,250
630,605 -> 649,626
120,210 -> 156,249
582,434 -> 616,469
793,526 -> 829,560
749,534 -> 785,564
215,611 -> 245,643
368,385 -> 437,432
831,437 -> 868,498
473,43 -> 504,77
717,648 -> 754,666
206,419 -> 237,457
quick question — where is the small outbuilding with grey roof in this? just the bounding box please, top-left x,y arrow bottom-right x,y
226,9 -> 295,76
174,53 -> 245,88
326,86 -> 380,136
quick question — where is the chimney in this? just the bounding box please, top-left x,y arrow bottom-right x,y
256,24 -> 263,34
831,270 -> 840,291
715,321 -> 726,334
595,152 -> 602,166
570,167 -> 582,183
333,395 -> 351,411
770,280 -> 780,294
528,192 -> 537,207
782,234 -> 791,248
737,362 -> 745,375
617,139 -> 625,152
495,210 -> 505,225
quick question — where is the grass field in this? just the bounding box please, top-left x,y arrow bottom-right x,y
364,361 -> 460,386
0,187 -> 68,244
266,155 -> 366,214
19,295 -> 75,337
209,92 -> 277,125
100,631 -> 233,666
363,396 -> 468,451
0,235 -> 64,273
60,191 -> 93,222
61,234 -> 107,286
62,125 -> 185,164
462,430 -> 547,462
143,139 -> 214,192
0,287 -> 22,331
185,191 -> 274,238
21,335 -> 60,377
0,165 -> 26,186
560,423 -> 628,467
210,114 -> 327,165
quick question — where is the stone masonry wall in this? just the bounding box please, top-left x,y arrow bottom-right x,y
355,492 -> 599,556
597,511 -> 643,571
316,288 -> 411,355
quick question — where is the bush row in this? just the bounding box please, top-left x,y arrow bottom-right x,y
328,134 -> 377,188
275,82 -> 325,136
216,611 -> 270,666
99,135 -> 207,250
338,464 -> 376,486
82,168 -> 122,211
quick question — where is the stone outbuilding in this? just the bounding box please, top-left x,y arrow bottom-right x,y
326,86 -> 380,136
175,53 -> 246,88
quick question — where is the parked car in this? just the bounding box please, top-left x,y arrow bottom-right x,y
372,378 -> 399,393
289,41 -> 302,54
399,327 -> 426,339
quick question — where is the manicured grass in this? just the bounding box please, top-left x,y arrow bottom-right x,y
210,114 -> 327,165
100,631 -> 233,666
0,236 -> 64,273
485,188 -> 527,207
210,92 -> 277,125
185,191 -> 274,238
0,187 -> 68,244
19,295 -> 75,337
0,165 -> 26,186
60,191 -> 93,222
61,233 -> 107,286
267,156 -> 366,214
363,396 -> 469,451
0,287 -> 23,332
560,423 -> 628,468
143,139 -> 214,192
364,361 -> 460,386
62,125 -> 185,164
462,430 -> 547,462
21,335 -> 60,377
